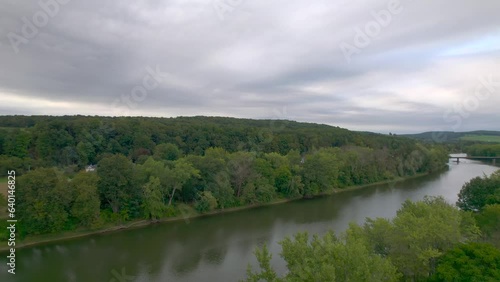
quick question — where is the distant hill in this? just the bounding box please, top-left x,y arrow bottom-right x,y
0,115 -> 414,160
403,130 -> 500,143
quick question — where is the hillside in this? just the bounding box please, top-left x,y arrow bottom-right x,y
0,115 -> 415,164
403,130 -> 500,143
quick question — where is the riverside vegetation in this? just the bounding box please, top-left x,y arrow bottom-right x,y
0,116 -> 449,243
244,171 -> 500,282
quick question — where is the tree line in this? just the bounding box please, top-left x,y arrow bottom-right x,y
464,143 -> 500,157
0,116 -> 446,175
245,171 -> 500,282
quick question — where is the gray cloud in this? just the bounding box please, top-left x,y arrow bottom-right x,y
0,0 -> 499,133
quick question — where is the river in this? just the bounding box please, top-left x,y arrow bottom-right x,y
1,159 -> 498,282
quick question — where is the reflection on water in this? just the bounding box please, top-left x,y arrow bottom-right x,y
1,160 -> 498,282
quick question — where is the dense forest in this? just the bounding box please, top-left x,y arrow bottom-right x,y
0,116 -> 449,239
245,171 -> 500,282
464,143 -> 500,157
403,130 -> 500,143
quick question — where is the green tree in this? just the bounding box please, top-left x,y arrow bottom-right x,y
302,148 -> 340,196
245,244 -> 279,282
274,165 -> 292,196
167,158 -> 199,206
457,172 -> 500,211
5,130 -> 31,158
241,182 -> 258,205
136,157 -> 168,184
154,143 -> 181,161
97,154 -> 139,216
475,204 -> 500,248
69,172 -> 100,228
207,171 -> 236,208
431,242 -> 500,282
17,168 -> 70,234
142,176 -> 165,220
76,141 -> 96,166
228,152 -> 255,198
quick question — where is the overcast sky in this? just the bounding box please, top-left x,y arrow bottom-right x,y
0,0 -> 499,133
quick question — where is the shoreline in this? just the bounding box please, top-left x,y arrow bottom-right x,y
0,170 -> 442,253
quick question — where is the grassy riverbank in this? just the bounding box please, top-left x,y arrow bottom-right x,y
0,170 -> 441,253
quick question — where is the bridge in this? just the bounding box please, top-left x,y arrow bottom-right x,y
449,155 -> 499,165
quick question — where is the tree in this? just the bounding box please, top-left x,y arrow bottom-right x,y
167,158 -> 199,206
17,168 -> 70,234
228,152 -> 255,198
302,148 -> 340,196
245,244 -> 279,282
254,177 -> 276,203
136,157 -> 168,184
142,176 -> 165,220
69,172 -> 100,227
207,171 -> 236,208
431,242 -> 500,282
154,143 -> 181,161
286,175 -> 304,198
76,141 -> 96,166
475,204 -> 500,248
4,130 -> 31,158
274,165 -> 292,196
97,154 -> 139,216
457,172 -> 500,211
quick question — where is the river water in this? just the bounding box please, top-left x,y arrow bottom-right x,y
1,159 -> 498,282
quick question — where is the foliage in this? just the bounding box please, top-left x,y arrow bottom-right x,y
69,172 -> 100,227
475,204 -> 500,248
17,168 -> 70,234
457,171 -> 500,211
465,143 -> 500,156
195,191 -> 218,213
97,154 -> 140,217
389,197 -> 479,279
154,143 -> 182,161
430,242 -> 500,282
245,231 -> 400,282
245,244 -> 278,282
244,196 -> 489,282
166,158 -> 200,206
349,196 -> 480,280
142,176 -> 165,220
302,148 -> 340,196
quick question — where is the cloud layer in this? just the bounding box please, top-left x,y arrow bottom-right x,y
0,0 -> 499,133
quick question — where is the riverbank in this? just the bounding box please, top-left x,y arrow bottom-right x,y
0,170 -> 442,252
